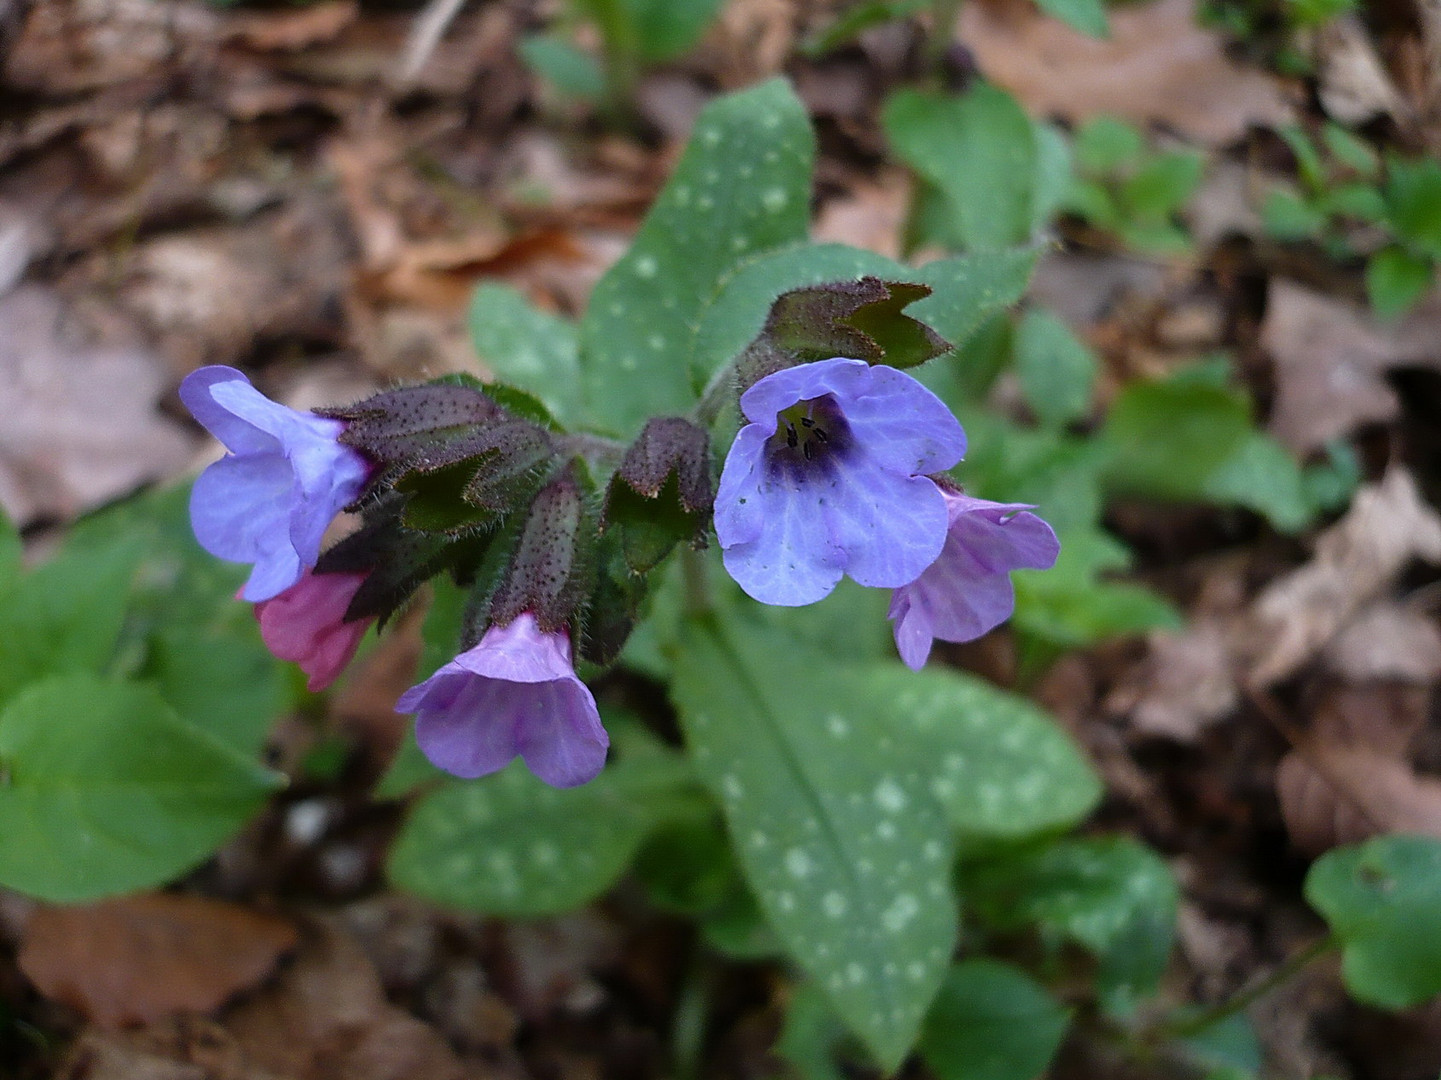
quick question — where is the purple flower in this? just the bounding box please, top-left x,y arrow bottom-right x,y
888,492 -> 1060,669
397,613 -> 609,788
715,357 -> 967,606
180,365 -> 369,602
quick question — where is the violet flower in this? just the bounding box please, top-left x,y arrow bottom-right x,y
253,570 -> 372,692
714,357 -> 967,606
397,613 -> 609,788
181,365 -> 369,602
888,492 -> 1060,670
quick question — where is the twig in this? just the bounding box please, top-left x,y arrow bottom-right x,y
395,0 -> 468,87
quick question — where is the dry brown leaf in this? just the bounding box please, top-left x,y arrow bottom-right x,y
1108,621 -> 1239,741
1323,603 -> 1441,684
1314,15 -> 1409,126
4,0 -> 218,95
224,919 -> 476,1080
1278,747 -> 1441,855
957,0 -> 1294,144
0,286 -> 193,525
1248,469 -> 1441,688
18,894 -> 298,1029
812,171 -> 910,261
223,0 -> 358,51
1262,280 -> 1441,454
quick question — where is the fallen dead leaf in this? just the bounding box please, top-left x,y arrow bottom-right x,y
0,286 -> 193,525
223,0 -> 358,52
812,170 -> 910,261
18,893 -> 298,1029
1262,280 -> 1441,454
223,918 -> 477,1080
1109,620 -> 1239,741
1322,603 -> 1441,684
1313,15 -> 1409,127
1248,469 -> 1441,687
957,0 -> 1294,145
1278,745 -> 1441,855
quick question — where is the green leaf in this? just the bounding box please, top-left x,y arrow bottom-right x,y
1073,116 -> 1144,176
1032,123 -> 1075,230
1366,245 -> 1434,320
580,79 -> 814,435
1305,835 -> 1441,1009
469,283 -> 583,429
1261,189 -> 1327,240
968,837 -> 1179,1004
884,86 -> 1038,251
1100,370 -> 1313,531
0,506 -> 19,590
866,664 -> 1101,838
1120,151 -> 1204,224
518,34 -> 606,101
626,0 -> 727,61
143,624 -> 286,759
1385,157 -> 1441,259
0,674 -> 279,902
1014,309 -> 1098,427
954,413 -> 1104,534
910,249 -> 1039,346
0,539 -> 142,708
388,733 -> 692,915
690,243 -> 908,392
1037,0 -> 1108,35
388,765 -> 647,915
672,617 -> 957,1071
1322,122 -> 1379,180
776,982 -> 851,1080
918,959 -> 1072,1080
801,0 -> 928,55
1013,527 -> 1181,648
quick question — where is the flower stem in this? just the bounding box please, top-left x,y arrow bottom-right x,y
1156,934 -> 1338,1043
925,0 -> 964,82
681,547 -> 713,616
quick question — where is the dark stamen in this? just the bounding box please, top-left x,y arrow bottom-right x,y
786,424 -> 799,449
813,427 -> 828,443
803,442 -> 813,460
800,417 -> 815,428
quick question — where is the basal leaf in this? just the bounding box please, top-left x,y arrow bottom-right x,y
884,86 -> 1039,251
0,675 -> 279,902
1014,308 -> 1098,428
673,616 -> 957,1071
1036,0 -> 1108,36
469,283 -> 584,428
865,665 -> 1101,838
580,79 -> 814,434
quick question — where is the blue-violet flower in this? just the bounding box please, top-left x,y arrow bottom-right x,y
714,357 -> 967,606
181,365 -> 369,602
888,491 -> 1060,669
397,613 -> 609,788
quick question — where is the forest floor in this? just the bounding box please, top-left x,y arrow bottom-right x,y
3,0 -> 1441,1078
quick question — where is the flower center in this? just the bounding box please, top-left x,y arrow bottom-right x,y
768,396 -> 849,468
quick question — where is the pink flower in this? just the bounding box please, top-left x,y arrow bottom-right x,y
253,570 -> 372,692
397,613 -> 609,788
888,492 -> 1059,670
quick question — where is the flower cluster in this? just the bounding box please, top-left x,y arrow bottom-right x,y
181,346 -> 1054,790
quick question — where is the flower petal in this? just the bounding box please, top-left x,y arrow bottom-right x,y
190,454 -> 303,600
179,367 -> 280,456
821,452 -> 949,589
720,460 -> 847,606
829,364 -> 966,476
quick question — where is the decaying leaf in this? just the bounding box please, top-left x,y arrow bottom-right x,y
1249,469 -> 1441,688
0,286 -> 193,525
957,0 -> 1293,145
223,919 -> 475,1080
18,893 -> 298,1029
1108,620 -> 1239,741
1262,281 -> 1441,455
1313,15 -> 1409,126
